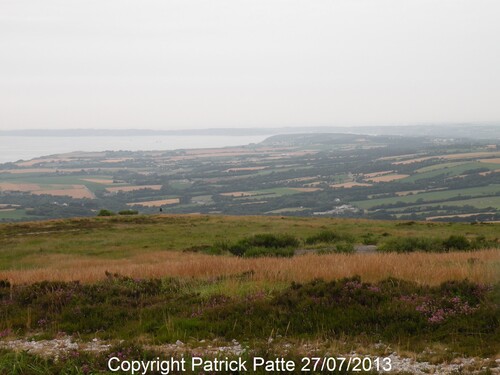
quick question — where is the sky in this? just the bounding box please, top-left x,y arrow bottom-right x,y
0,0 -> 499,130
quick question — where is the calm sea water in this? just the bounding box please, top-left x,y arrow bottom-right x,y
0,135 -> 269,164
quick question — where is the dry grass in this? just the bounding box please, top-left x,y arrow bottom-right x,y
81,178 -> 115,184
479,158 -> 500,164
2,249 -> 498,286
363,170 -> 394,178
126,198 -> 179,207
0,182 -> 95,199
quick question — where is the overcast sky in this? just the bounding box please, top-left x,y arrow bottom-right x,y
1,0 -> 499,130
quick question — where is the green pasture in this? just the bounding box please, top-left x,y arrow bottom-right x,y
401,162 -> 500,183
354,184 -> 500,209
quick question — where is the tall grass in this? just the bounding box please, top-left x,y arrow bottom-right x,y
1,249 -> 498,286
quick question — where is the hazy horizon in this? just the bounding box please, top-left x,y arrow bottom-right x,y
1,0 -> 500,130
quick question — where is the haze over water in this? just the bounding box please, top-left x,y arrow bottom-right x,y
0,135 -> 268,164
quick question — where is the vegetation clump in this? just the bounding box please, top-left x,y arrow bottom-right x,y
118,209 -> 139,215
97,209 -> 116,216
227,233 -> 300,257
1,275 -> 496,359
379,234 -> 497,253
305,230 -> 354,245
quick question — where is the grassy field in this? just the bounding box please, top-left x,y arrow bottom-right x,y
0,215 -> 499,374
0,214 -> 498,283
354,184 -> 500,209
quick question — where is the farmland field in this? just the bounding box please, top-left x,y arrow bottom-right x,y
1,133 -> 500,222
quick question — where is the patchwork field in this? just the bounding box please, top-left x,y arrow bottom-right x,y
0,134 -> 499,222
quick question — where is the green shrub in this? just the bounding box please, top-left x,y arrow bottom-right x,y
244,246 -> 295,258
242,233 -> 300,248
442,235 -> 470,251
335,241 -> 355,253
228,243 -> 248,257
361,233 -> 378,245
379,236 -> 440,253
118,209 -> 138,215
305,230 -> 354,245
97,209 -> 116,216
227,234 -> 299,257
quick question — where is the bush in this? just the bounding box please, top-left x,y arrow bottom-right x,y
361,233 -> 378,245
335,241 -> 355,253
306,230 -> 354,245
242,233 -> 300,248
227,233 -> 300,257
379,237 -> 440,253
97,209 -> 116,216
244,246 -> 295,258
118,210 -> 138,216
442,235 -> 470,251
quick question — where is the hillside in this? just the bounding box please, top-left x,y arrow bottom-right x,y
1,133 -> 500,223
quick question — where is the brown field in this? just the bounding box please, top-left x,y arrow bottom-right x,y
366,174 -> 409,182
1,168 -> 59,174
0,182 -> 95,199
479,158 -> 500,164
106,185 -> 162,193
330,182 -> 372,188
81,178 -> 115,184
363,170 -> 394,178
1,249 -> 497,286
127,198 -> 179,207
479,169 -> 500,176
32,186 -> 95,199
0,208 -> 15,212
0,182 -> 40,191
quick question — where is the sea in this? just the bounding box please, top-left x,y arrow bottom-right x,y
0,135 -> 269,164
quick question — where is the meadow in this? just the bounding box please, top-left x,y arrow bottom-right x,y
0,215 -> 499,374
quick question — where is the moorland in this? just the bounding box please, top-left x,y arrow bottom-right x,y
0,214 -> 499,373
